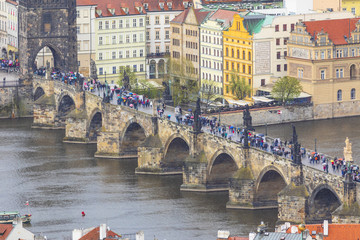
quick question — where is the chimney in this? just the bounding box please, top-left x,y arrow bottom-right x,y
99,224 -> 107,240
323,220 -> 328,236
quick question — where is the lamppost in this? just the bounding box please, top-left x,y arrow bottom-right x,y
314,138 -> 317,152
105,71 -> 107,83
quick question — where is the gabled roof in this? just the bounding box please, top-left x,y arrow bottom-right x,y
208,9 -> 237,27
304,18 -> 360,45
0,224 -> 13,240
78,227 -> 122,240
76,0 -> 97,6
287,223 -> 360,240
171,7 -> 211,24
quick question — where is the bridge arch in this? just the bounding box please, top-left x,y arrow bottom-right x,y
57,93 -> 75,123
34,86 -> 45,101
162,134 -> 190,171
31,43 -> 65,72
207,150 -> 238,189
254,165 -> 288,208
86,108 -> 102,142
120,119 -> 148,157
307,184 -> 341,223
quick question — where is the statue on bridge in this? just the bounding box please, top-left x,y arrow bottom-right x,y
243,105 -> 254,131
344,137 -> 353,163
90,59 -> 98,80
291,125 -> 302,165
193,97 -> 202,133
122,69 -> 131,90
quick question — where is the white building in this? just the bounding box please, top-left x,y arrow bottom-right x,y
0,0 -> 7,58
145,0 -> 189,80
6,0 -> 17,60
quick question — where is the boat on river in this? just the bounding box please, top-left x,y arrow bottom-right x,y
0,211 -> 31,224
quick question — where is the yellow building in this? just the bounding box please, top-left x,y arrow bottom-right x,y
342,0 -> 360,16
287,18 -> 360,119
223,14 -> 265,101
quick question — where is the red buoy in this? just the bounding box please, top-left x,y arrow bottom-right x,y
82,211 -> 85,217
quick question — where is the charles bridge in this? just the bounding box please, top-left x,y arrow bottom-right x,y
31,77 -> 360,225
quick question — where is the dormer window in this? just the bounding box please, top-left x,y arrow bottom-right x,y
167,2 -> 172,9
160,2 -> 164,9
183,1 -> 188,8
108,8 -> 115,15
144,3 -> 148,9
96,9 -> 102,16
122,8 -> 129,14
136,7 -> 143,12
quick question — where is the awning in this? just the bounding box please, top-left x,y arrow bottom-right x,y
225,98 -> 250,106
252,96 -> 274,103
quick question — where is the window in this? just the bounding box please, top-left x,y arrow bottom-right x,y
112,20 -> 116,29
133,50 -> 136,57
146,31 -> 150,40
291,24 -> 295,32
140,64 -> 144,72
276,38 -> 280,45
165,30 -> 169,39
243,65 -> 245,73
112,66 -> 116,74
112,51 -> 116,59
321,51 -> 325,59
133,19 -> 137,27
352,8 -> 356,15
105,21 -> 109,29
277,51 -> 281,59
337,89 -> 342,101
336,49 -> 343,58
277,64 -> 281,72
243,51 -> 245,59
139,18 -> 143,27
166,45 -> 169,53
320,70 -> 325,79
248,52 -> 251,61
284,38 -> 288,45
99,67 -> 103,75
284,64 -> 287,71
133,65 -> 137,72
126,19 -> 130,28
119,20 -> 123,28
140,49 -> 143,57
126,50 -> 130,58
112,35 -> 116,44
284,51 -> 287,57
165,16 -> 169,24
248,66 -> 251,74
76,26 -> 80,34
351,88 -> 356,100
283,24 -> 287,31
76,10 -> 80,18
133,34 -> 137,42
156,46 -> 160,53
99,53 -> 103,60
146,17 -> 149,25
155,31 -> 159,40
119,34 -> 123,43
140,33 -> 144,42
261,79 -> 265,86
98,36 -> 103,45
119,51 -> 123,58
126,35 -> 130,43
298,69 -> 303,78
99,21 -> 103,30
275,25 -> 279,32
336,68 -> 344,78
155,16 -> 160,25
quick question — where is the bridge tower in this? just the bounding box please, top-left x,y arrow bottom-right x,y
18,0 -> 78,81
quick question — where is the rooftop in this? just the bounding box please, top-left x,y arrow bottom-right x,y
171,7 -> 211,24
0,224 -> 13,240
78,226 -> 122,240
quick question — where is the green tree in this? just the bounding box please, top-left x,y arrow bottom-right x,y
167,57 -> 199,106
200,81 -> 219,113
229,70 -> 251,100
271,76 -> 303,105
117,66 -> 137,88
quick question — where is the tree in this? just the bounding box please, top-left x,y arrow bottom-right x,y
271,76 -> 303,105
117,66 -> 137,88
200,81 -> 219,113
167,57 -> 199,106
229,70 -> 251,100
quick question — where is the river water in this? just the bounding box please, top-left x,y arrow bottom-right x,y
0,118 -> 277,240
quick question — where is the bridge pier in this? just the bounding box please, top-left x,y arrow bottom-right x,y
181,152 -> 209,191
63,111 -> 91,143
32,95 -> 60,129
95,132 -> 123,158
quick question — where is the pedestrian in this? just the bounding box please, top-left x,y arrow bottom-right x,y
3,77 -> 5,86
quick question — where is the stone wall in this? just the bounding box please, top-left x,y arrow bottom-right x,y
314,100 -> 360,119
0,87 -> 15,118
0,85 -> 33,118
210,105 -> 314,127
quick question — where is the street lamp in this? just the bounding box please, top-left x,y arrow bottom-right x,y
105,71 -> 107,83
314,138 -> 317,152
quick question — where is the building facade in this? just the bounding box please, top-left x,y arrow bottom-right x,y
0,0 -> 7,58
170,7 -> 210,84
6,0 -> 17,60
145,0 -> 187,80
342,0 -> 360,16
199,9 -> 234,101
94,0 -> 146,83
76,0 -> 96,77
287,18 -> 360,118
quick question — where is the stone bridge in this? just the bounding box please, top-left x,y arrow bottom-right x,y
32,78 -> 360,225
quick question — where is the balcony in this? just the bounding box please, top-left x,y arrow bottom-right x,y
146,52 -> 170,59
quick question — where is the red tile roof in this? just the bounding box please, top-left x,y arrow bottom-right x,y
5,0 -> 18,6
87,0 -> 191,16
171,7 -> 211,24
78,227 -> 122,240
0,224 -> 13,240
286,223 -> 360,240
304,18 -> 360,45
227,237 -> 249,240
76,0 -> 97,6
208,9 -> 237,26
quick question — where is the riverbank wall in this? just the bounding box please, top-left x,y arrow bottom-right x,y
0,84 -> 33,118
